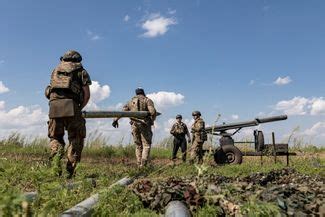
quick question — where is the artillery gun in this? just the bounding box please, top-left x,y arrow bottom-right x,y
205,115 -> 295,165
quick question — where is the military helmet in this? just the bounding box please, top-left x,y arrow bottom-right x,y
192,111 -> 201,116
60,50 -> 82,62
135,87 -> 145,95
176,114 -> 182,119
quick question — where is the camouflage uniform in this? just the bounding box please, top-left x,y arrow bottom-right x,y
123,94 -> 156,167
190,117 -> 206,164
46,52 -> 91,177
170,122 -> 189,162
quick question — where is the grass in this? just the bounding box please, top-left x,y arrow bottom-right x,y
0,133 -> 324,216
94,185 -> 158,217
241,196 -> 281,217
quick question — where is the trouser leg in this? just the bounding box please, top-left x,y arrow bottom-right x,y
190,140 -> 198,163
180,138 -> 187,162
48,119 -> 65,158
49,139 -> 65,159
197,142 -> 204,164
140,125 -> 153,167
48,119 -> 65,175
172,138 -> 180,160
135,143 -> 143,166
190,140 -> 203,164
132,125 -> 143,166
66,116 -> 86,178
66,137 -> 84,177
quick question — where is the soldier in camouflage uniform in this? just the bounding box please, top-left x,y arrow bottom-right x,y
45,50 -> 92,178
190,111 -> 207,164
112,88 -> 156,167
170,115 -> 191,162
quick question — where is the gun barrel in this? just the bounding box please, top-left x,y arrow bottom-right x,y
205,120 -> 258,133
205,115 -> 287,134
82,111 -> 161,119
256,115 -> 287,123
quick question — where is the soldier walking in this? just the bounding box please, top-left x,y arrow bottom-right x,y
170,115 -> 191,162
45,50 -> 91,178
112,88 -> 157,168
190,111 -> 207,164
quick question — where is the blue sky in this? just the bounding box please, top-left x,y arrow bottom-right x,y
0,0 -> 324,145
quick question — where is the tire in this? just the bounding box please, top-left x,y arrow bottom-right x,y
214,145 -> 243,165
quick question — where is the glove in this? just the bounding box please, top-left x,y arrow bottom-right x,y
112,120 -> 119,128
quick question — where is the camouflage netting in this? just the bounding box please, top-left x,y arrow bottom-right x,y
131,168 -> 325,216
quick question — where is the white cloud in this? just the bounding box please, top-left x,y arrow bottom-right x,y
163,118 -> 176,133
303,122 -> 325,137
235,127 -> 259,140
0,101 -> 5,110
147,91 -> 184,111
0,102 -> 48,138
91,35 -> 100,41
124,15 -> 130,22
107,102 -> 124,110
87,30 -> 102,41
86,81 -> 111,110
290,122 -> 325,145
141,13 -> 177,38
310,97 -> 325,115
0,81 -> 9,94
231,114 -> 239,120
275,96 -> 325,116
274,76 -> 292,86
90,81 -> 111,102
275,97 -> 308,115
0,60 -> 4,65
249,80 -> 255,85
167,9 -> 176,15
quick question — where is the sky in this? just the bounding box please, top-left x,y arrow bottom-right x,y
0,0 -> 324,146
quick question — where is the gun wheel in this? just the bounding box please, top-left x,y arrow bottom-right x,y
214,145 -> 243,165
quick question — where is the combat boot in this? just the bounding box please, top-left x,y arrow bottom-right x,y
182,154 -> 186,163
66,162 -> 75,179
142,159 -> 149,167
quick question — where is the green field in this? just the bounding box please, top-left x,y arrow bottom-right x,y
0,134 -> 324,216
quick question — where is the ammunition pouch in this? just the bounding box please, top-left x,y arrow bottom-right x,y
194,131 -> 207,142
49,99 -> 75,118
201,131 -> 208,142
51,70 -> 82,99
51,71 -> 72,89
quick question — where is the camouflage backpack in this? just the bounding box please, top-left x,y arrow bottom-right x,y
129,95 -> 149,112
50,62 -> 83,96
